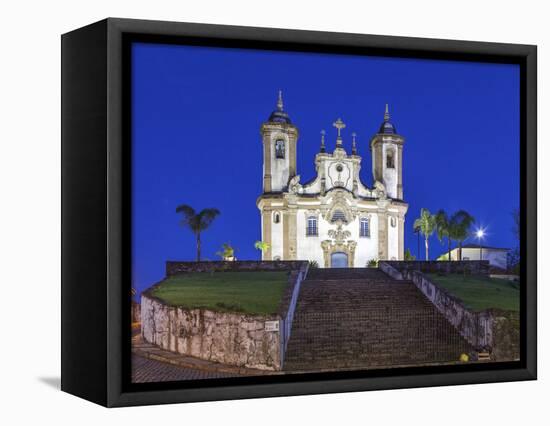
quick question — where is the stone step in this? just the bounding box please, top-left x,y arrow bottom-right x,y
283,267 -> 472,371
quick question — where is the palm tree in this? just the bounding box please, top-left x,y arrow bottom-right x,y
176,204 -> 220,261
435,210 -> 452,261
254,241 -> 270,259
448,210 -> 475,260
413,208 -> 437,260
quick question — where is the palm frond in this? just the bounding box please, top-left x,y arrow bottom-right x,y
414,208 -> 436,238
176,204 -> 196,219
450,210 -> 475,241
197,208 -> 221,231
434,209 -> 450,242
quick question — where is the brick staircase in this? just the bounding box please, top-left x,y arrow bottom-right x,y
283,267 -> 472,371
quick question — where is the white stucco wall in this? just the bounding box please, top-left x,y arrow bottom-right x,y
295,209 -> 326,265
353,214 -> 379,267
387,215 -> 399,260
271,210 -> 284,260
356,183 -> 373,198
459,248 -> 508,269
326,160 -> 352,190
300,176 -> 322,194
294,208 -> 379,267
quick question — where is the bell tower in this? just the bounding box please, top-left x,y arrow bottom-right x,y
370,104 -> 405,199
260,91 -> 299,193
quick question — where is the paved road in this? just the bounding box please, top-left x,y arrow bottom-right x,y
132,355 -> 237,383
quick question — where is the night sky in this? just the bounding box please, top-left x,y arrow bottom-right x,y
131,42 -> 520,295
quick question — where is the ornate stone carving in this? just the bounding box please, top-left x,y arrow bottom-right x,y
323,190 -> 356,223
373,180 -> 387,199
288,175 -> 302,194
321,238 -> 357,268
327,223 -> 351,244
320,220 -> 357,267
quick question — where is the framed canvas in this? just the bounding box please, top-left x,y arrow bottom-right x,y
61,18 -> 537,407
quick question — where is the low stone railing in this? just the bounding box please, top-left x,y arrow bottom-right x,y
380,261 -> 519,361
379,261 -> 403,280
277,263 -> 309,365
166,260 -> 307,276
384,260 -> 490,276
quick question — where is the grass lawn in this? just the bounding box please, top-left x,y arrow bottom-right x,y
149,271 -> 289,315
426,274 -> 519,312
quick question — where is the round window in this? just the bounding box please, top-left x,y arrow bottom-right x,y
336,164 -> 344,172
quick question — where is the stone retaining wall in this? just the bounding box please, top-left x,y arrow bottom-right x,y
141,261 -> 309,370
384,260 -> 490,276
166,260 -> 307,276
387,265 -> 519,361
141,294 -> 283,370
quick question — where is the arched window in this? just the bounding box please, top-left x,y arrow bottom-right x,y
306,216 -> 318,236
331,210 -> 347,223
273,212 -> 280,224
386,149 -> 395,168
390,216 -> 397,228
275,139 -> 285,159
360,218 -> 370,237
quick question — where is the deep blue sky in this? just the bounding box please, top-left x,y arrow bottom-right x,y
132,42 -> 519,294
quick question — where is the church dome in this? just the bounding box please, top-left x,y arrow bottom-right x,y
269,109 -> 292,124
378,104 -> 396,134
268,90 -> 292,124
379,120 -> 397,134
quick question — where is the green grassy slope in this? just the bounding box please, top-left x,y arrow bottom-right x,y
426,274 -> 519,312
149,271 -> 289,315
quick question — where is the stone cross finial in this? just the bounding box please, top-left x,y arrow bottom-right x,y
277,90 -> 284,111
333,118 -> 346,148
320,129 -> 326,152
384,104 -> 390,121
333,118 -> 346,138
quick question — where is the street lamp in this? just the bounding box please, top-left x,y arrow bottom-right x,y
476,228 -> 485,261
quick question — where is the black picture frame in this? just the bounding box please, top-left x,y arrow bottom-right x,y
61,17 -> 537,407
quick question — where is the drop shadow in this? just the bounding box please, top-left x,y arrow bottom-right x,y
38,376 -> 61,390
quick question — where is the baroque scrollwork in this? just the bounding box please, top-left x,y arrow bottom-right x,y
288,175 -> 302,194
327,223 -> 351,244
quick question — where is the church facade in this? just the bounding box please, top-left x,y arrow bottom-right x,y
257,92 -> 408,267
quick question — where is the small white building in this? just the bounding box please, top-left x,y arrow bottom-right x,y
441,245 -> 510,270
257,92 -> 408,268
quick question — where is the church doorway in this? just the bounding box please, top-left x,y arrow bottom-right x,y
330,252 -> 348,268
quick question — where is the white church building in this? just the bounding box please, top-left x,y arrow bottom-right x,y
257,92 -> 408,267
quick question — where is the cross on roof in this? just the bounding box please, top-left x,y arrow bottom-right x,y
333,118 -> 346,138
